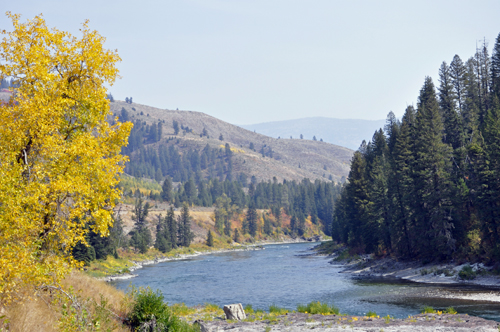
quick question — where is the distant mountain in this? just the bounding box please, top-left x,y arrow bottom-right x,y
238,117 -> 386,150
110,101 -> 353,183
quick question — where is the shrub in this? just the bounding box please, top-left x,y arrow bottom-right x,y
129,287 -> 196,331
422,306 -> 435,314
269,304 -> 289,315
244,304 -> 254,314
458,265 -> 477,280
366,310 -> 377,318
445,307 -> 457,314
296,301 -> 339,315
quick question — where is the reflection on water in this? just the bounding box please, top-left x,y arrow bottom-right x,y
111,242 -> 500,321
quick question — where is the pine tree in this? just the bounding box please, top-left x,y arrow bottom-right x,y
206,230 -> 214,247
157,121 -> 163,142
154,214 -> 171,253
247,204 -> 258,237
450,54 -> 466,114
130,198 -> 151,253
233,228 -> 240,243
492,33 -> 500,99
263,214 -> 272,235
166,206 -> 177,249
161,176 -> 173,202
173,120 -> 179,135
413,77 -> 455,259
178,202 -> 194,247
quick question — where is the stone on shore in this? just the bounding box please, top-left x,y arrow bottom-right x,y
223,303 -> 246,320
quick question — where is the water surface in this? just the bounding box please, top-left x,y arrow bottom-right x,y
111,242 -> 500,320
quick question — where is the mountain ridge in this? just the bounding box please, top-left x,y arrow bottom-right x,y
238,116 -> 386,150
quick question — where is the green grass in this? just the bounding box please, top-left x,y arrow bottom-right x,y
296,301 -> 339,315
269,304 -> 289,315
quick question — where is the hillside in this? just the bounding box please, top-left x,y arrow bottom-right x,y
109,101 -> 353,183
239,117 -> 386,150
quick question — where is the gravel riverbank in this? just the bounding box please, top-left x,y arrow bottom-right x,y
196,312 -> 500,332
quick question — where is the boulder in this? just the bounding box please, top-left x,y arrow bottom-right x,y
223,303 -> 246,320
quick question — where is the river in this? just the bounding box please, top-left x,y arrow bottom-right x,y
111,242 -> 500,321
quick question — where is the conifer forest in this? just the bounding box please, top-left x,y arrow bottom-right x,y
332,34 -> 500,263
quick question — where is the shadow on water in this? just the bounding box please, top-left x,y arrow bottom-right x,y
111,242 -> 500,321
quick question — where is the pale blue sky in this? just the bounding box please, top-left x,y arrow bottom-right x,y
2,1 -> 500,124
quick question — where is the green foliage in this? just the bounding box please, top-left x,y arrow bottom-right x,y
296,301 -> 339,315
458,265 -> 477,280
129,287 -> 197,332
366,311 -> 377,318
206,230 -> 214,247
269,304 -> 289,315
445,307 -> 457,314
422,306 -> 436,314
243,304 -> 254,314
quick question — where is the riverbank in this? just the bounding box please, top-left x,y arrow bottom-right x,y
314,242 -> 500,289
196,312 -> 500,332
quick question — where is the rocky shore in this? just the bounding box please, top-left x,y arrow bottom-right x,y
334,255 -> 500,288
196,312 -> 500,332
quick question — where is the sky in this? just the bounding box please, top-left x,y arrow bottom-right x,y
2,1 -> 500,125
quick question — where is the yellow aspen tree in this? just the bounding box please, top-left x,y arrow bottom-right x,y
0,13 -> 131,301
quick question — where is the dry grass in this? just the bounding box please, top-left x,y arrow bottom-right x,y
2,271 -> 131,332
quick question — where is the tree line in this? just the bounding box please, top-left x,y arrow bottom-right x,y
333,34 -> 500,263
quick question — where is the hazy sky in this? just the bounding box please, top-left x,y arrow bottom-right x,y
2,1 -> 500,124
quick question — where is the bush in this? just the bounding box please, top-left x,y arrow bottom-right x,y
445,307 -> 457,314
422,306 -> 435,314
269,304 -> 289,315
296,301 -> 339,315
458,265 -> 476,280
129,287 -> 196,331
366,310 -> 377,318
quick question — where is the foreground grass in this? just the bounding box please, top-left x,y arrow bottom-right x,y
2,271 -> 132,332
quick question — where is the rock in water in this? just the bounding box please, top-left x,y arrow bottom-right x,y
223,303 -> 246,320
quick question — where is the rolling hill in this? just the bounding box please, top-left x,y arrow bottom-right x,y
109,101 -> 353,183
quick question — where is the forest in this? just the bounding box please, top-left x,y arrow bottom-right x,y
332,33 -> 500,263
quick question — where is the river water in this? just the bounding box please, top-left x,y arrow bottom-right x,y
111,242 -> 500,321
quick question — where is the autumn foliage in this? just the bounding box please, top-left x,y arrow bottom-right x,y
0,13 -> 131,301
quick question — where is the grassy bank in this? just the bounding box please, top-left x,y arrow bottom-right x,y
85,241 -> 241,278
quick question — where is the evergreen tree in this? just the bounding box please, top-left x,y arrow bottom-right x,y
263,214 -> 272,235
413,77 -> 455,259
166,207 -> 177,249
130,198 -> 152,253
247,204 -> 258,237
173,120 -> 179,135
450,54 -> 466,114
178,202 -> 194,247
233,228 -> 240,243
206,230 -> 214,247
154,214 -> 171,253
157,121 -> 163,141
161,176 -> 173,202
492,33 -> 500,99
